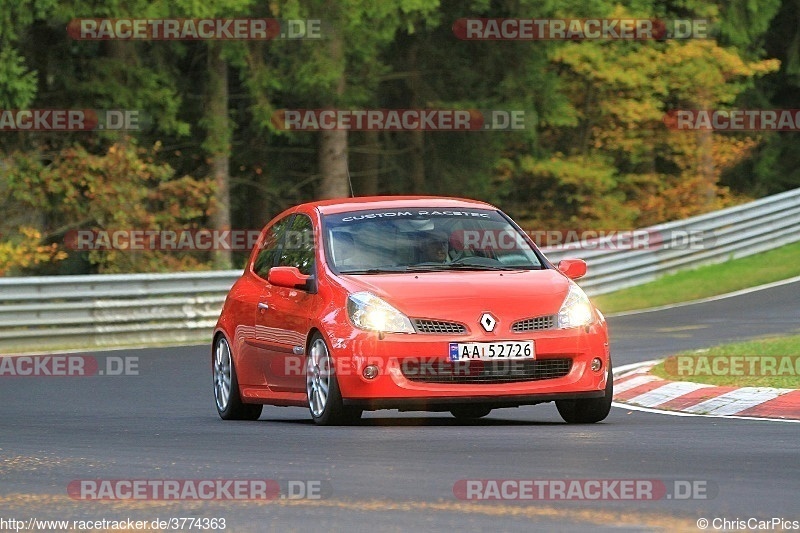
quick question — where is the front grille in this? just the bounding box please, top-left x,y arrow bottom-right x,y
400,358 -> 572,384
511,315 -> 556,332
413,319 -> 467,335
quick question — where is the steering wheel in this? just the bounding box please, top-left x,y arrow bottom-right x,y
449,249 -> 467,263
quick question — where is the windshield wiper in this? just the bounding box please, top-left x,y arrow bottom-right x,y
341,264 -> 540,274
403,263 -> 522,272
338,267 -> 408,274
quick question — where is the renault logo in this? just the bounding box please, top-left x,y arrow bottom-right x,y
479,312 -> 497,332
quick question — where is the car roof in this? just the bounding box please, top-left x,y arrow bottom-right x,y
299,196 -> 496,215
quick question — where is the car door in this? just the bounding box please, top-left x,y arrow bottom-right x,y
256,213 -> 317,393
237,215 -> 291,388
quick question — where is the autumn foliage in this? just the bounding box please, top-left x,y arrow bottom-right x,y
1,142 -> 216,274
0,1 -> 796,275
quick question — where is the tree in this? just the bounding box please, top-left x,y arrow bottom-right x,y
257,0 -> 440,199
496,3 -> 779,227
3,142 -> 215,273
0,0 -> 56,109
720,0 -> 800,195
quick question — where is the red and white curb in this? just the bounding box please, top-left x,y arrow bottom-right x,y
612,361 -> 800,423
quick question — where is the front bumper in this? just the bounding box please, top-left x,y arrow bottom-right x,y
344,391 -> 606,411
327,322 -> 610,407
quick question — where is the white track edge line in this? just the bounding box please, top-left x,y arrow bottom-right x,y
611,402 -> 800,424
606,275 -> 800,317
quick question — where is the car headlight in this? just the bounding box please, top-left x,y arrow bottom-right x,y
347,292 -> 415,334
557,283 -> 595,329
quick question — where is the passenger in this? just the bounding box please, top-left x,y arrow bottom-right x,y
418,232 -> 450,263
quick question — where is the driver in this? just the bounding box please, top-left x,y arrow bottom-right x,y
418,231 -> 450,263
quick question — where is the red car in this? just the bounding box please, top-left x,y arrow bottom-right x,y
213,197 -> 611,425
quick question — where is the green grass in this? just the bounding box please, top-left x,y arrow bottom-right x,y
0,338 -> 204,356
592,240 -> 800,314
649,334 -> 800,388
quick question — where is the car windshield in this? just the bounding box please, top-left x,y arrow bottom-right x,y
323,208 -> 543,273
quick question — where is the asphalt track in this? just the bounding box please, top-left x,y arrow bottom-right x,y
1,281 -> 799,532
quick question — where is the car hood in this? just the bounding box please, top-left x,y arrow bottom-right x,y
336,269 -> 571,324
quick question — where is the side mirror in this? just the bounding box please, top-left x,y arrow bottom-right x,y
557,258 -> 587,280
268,266 -> 311,290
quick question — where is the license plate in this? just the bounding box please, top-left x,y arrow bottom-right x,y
448,341 -> 535,361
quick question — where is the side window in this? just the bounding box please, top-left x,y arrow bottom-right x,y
253,216 -> 291,279
277,214 -> 315,275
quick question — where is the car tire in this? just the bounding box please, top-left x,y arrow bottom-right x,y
450,406 -> 492,420
556,361 -> 613,424
306,333 -> 362,426
214,335 -> 263,421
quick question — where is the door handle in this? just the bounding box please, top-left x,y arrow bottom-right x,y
257,302 -> 269,310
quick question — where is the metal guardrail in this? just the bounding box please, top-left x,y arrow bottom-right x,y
542,187 -> 800,295
0,271 -> 241,352
1,188 -> 799,352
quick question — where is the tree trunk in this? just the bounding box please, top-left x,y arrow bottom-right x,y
318,11 -> 349,199
319,128 -> 350,198
691,93 -> 716,208
696,128 -> 716,207
409,130 -> 425,193
357,130 -> 380,196
206,42 -> 232,269
408,39 -> 426,193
